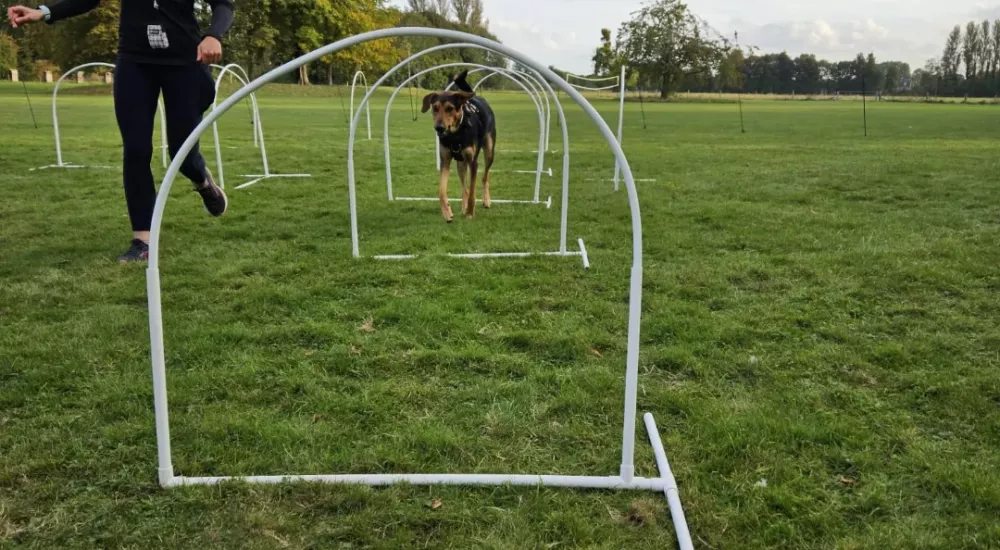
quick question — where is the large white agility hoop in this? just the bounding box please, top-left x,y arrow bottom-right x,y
34,62 -> 167,171
349,70 -> 372,140
146,27 -> 692,550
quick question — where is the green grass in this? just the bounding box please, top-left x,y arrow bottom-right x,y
2,80 -> 1000,549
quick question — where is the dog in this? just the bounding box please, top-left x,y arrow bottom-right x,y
421,70 -> 497,222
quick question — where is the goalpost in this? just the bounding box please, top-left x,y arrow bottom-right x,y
146,28 -> 692,550
34,62 -> 168,171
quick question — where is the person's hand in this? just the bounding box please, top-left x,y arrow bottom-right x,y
7,5 -> 43,28
197,36 -> 222,64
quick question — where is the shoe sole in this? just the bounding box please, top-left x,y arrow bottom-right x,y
202,187 -> 228,217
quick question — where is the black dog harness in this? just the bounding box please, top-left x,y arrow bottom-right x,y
441,99 -> 485,155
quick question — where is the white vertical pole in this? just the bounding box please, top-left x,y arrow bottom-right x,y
613,65 -> 626,192
146,267 -> 175,487
52,76 -> 64,166
384,96 -> 395,200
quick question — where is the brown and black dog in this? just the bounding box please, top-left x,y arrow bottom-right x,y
421,71 -> 497,222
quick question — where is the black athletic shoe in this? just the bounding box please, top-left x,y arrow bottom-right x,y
195,170 -> 228,217
118,239 -> 149,264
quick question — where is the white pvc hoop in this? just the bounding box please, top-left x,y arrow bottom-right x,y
571,67 -> 628,192
210,63 -> 260,148
350,70 -> 372,140
566,72 -> 620,91
209,63 -> 311,190
145,27 -> 692,550
390,62 -> 546,204
210,64 -> 264,189
364,42 -> 555,205
39,62 -> 167,171
454,67 -> 552,153
379,61 -> 574,254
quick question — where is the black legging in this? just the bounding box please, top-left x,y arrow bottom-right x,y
113,56 -> 216,232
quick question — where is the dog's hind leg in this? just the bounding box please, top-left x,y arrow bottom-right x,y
439,147 -> 454,222
482,133 -> 495,209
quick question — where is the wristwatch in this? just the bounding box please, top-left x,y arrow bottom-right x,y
38,5 -> 51,21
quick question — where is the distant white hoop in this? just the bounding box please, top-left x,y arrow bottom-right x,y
34,62 -> 166,171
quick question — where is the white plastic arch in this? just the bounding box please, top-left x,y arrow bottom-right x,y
367,41 -> 560,204
350,70 -> 372,140
145,28 -> 692,550
35,62 -> 168,171
387,62 -> 549,207
570,67 -> 629,191
209,63 -> 260,149
210,63 -> 312,190
465,67 -> 552,153
566,72 -> 620,91
210,64 -> 263,189
436,64 -> 550,177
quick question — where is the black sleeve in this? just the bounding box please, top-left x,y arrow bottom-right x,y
204,0 -> 234,41
46,0 -> 101,24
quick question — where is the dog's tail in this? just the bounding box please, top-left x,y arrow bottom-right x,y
451,70 -> 475,93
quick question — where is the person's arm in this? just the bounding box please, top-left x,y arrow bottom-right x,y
203,0 -> 233,42
45,0 -> 101,24
6,0 -> 98,28
196,0 -> 233,64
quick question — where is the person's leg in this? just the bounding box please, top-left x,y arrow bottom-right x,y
113,58 -> 160,261
160,63 -> 227,216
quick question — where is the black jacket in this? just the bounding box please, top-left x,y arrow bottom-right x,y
47,0 -> 234,65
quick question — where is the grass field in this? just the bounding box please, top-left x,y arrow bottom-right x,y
2,79 -> 1000,549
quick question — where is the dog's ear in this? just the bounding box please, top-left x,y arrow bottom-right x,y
451,91 -> 474,107
421,93 -> 438,114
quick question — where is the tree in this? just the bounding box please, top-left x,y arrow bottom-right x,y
717,47 -> 745,91
963,21 -> 978,79
0,34 -> 17,74
615,0 -> 725,98
793,54 -> 821,94
775,51 -> 794,93
943,25 -> 962,92
469,0 -> 485,28
451,0 -> 472,24
434,0 -> 450,18
407,0 -> 432,10
592,28 -> 615,76
981,20 -> 993,77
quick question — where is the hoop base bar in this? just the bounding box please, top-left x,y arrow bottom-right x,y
166,473 -> 667,490
392,196 -> 553,208
373,240 -> 589,269
31,163 -> 115,171
234,173 -> 312,190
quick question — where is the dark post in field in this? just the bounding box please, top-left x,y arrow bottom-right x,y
862,75 -> 868,137
638,86 -> 648,130
22,81 -> 38,129
735,32 -> 746,134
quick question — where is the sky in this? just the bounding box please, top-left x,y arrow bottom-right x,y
389,0 -> 1000,73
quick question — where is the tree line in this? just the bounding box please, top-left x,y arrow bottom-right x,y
583,0 -> 995,98
0,0 -> 504,90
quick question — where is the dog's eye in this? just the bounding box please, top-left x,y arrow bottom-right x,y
445,105 -> 454,113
